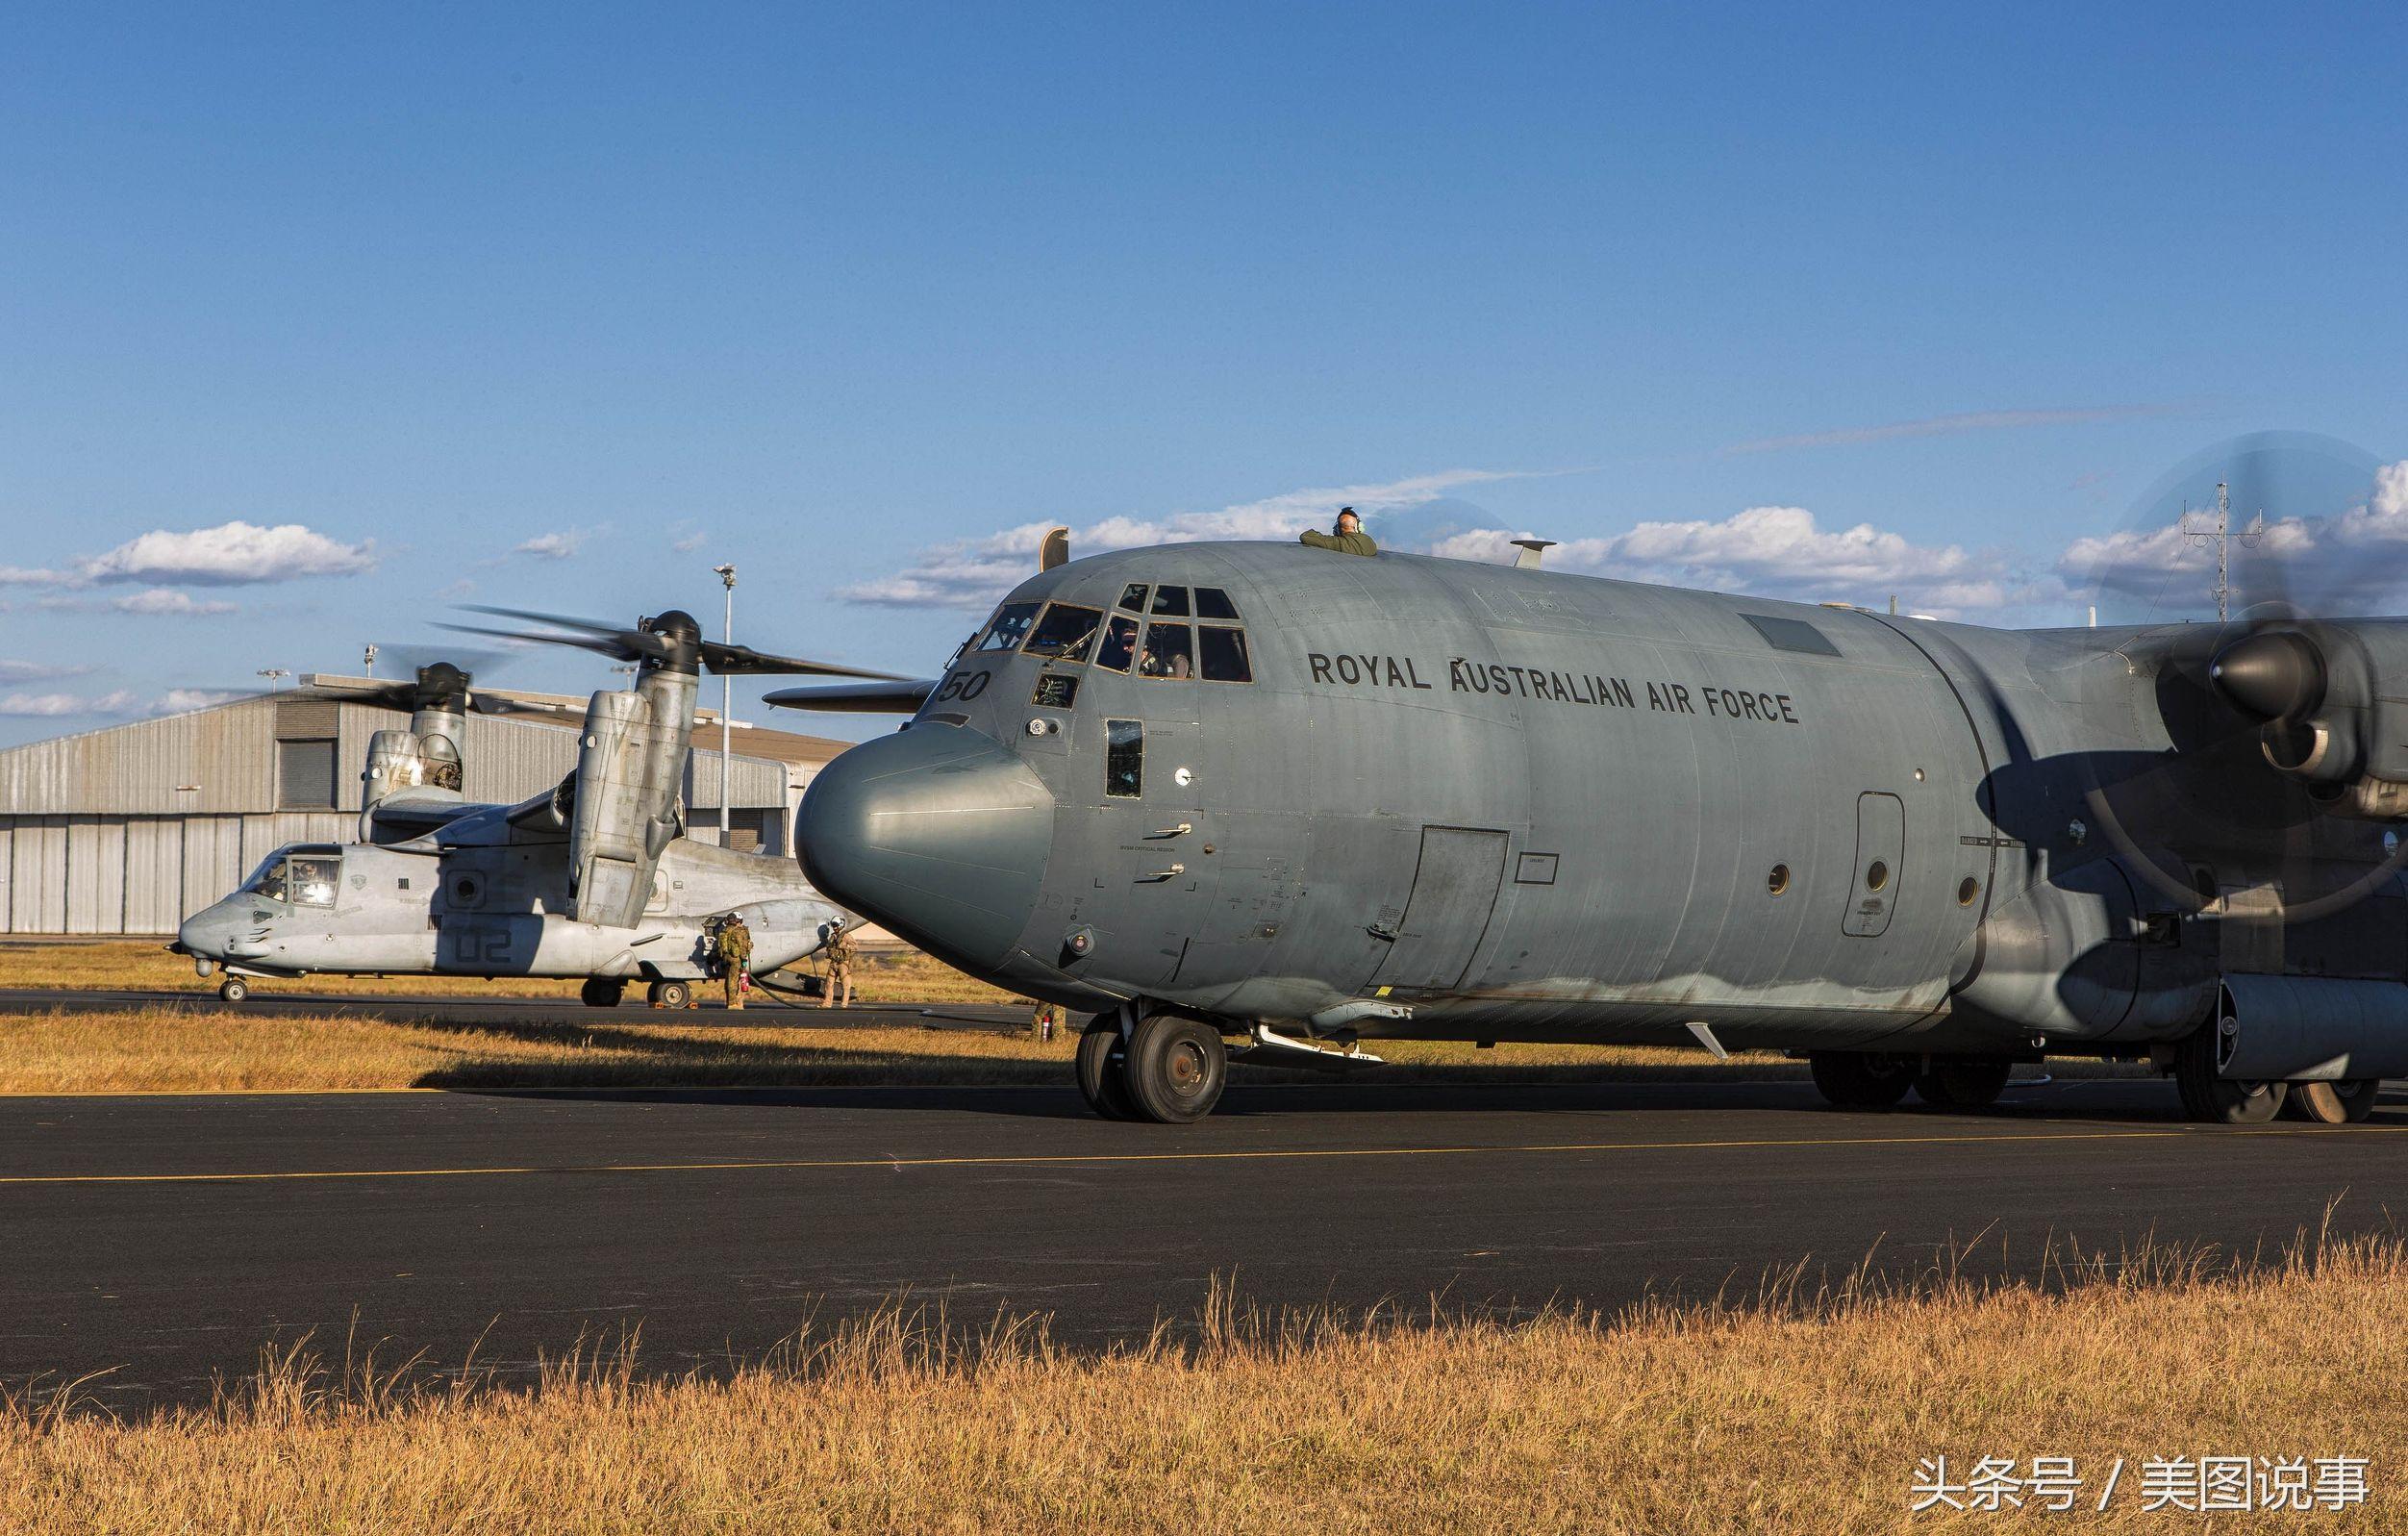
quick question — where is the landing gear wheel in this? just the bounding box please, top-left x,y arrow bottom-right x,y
580,977 -> 625,1009
1119,1014 -> 1228,1124
1075,1018 -> 1139,1121
1914,1059 -> 2013,1110
648,979 -> 692,1010
2283,1079 -> 2380,1124
1809,1051 -> 1915,1110
2172,1020 -> 2287,1124
216,975 -> 250,1003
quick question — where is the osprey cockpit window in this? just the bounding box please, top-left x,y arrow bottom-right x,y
1150,585 -> 1191,617
246,846 -> 340,907
1194,587 -> 1241,620
1116,583 -> 1149,613
1021,602 -> 1103,662
1105,719 -> 1143,797
975,602 -> 1041,652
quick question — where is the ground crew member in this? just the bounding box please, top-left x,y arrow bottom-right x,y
717,913 -> 753,1010
1299,505 -> 1377,556
820,919 -> 855,1010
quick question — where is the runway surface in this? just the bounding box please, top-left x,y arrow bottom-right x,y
0,986 -> 1026,1030
5,1076 -> 2407,1409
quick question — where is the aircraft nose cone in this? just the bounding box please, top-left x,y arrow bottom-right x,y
799,726 -> 1054,972
177,910 -> 224,959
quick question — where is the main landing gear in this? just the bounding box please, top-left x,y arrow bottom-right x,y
1808,1052 -> 2012,1112
1076,1009 -> 1229,1123
580,977 -> 626,1008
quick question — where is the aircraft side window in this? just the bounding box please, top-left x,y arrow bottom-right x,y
1150,585 -> 1191,617
1194,586 -> 1240,620
1021,602 -> 1103,662
1198,625 -> 1252,682
1140,623 -> 1193,678
974,601 -> 1041,652
1116,583 -> 1148,613
1105,719 -> 1142,797
288,855 -> 340,908
251,860 -> 290,902
1095,615 -> 1140,673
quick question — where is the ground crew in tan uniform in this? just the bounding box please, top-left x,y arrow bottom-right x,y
819,919 -> 855,1010
717,914 -> 753,1010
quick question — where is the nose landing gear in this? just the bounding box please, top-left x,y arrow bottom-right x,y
1076,1008 -> 1229,1123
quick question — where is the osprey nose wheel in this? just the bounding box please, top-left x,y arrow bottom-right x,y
216,975 -> 251,1004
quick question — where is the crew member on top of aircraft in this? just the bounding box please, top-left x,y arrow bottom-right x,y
1299,505 -> 1377,556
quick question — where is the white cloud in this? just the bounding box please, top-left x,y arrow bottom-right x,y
0,566 -> 69,586
154,688 -> 246,712
1433,506 -> 2015,617
0,689 -> 138,718
509,530 -> 587,561
671,529 -> 709,553
107,588 -> 239,616
844,469 -> 1551,609
0,660 -> 95,683
79,520 -> 377,586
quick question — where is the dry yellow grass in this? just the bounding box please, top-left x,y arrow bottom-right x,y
0,939 -> 1018,1004
5,1230 -> 2399,1532
0,1004 -> 1791,1094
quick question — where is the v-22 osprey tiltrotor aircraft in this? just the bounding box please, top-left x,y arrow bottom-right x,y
175,608 -> 901,1006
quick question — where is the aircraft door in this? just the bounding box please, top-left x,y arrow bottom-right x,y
1844,793 -> 1905,939
1368,827 -> 1509,992
1085,708 -> 1221,989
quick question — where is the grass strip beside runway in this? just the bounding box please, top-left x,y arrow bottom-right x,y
0,1004 -> 1801,1094
4,1230 -> 2398,1532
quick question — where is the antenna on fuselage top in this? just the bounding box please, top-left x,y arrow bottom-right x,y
1510,539 -> 1557,569
1041,526 -> 1070,571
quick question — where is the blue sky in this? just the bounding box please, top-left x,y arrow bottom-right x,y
4,3 -> 2404,745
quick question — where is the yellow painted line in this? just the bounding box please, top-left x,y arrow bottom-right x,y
0,1124 -> 2342,1187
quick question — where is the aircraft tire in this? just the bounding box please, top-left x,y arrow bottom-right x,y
1913,1059 -> 2013,1110
2283,1079 -> 2380,1124
1074,1018 -> 1139,1121
217,975 -> 250,1004
648,979 -> 692,1010
2172,1023 -> 2286,1124
580,977 -> 626,1008
1808,1051 -> 1915,1110
1120,1015 -> 1227,1124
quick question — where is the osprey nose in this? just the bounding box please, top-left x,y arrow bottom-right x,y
798,726 -> 1054,973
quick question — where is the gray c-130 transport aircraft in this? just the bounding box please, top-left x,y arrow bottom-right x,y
788,441 -> 2408,1125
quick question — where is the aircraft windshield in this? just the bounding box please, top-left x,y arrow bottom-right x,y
240,848 -> 341,907
1022,603 -> 1103,661
974,602 -> 1041,652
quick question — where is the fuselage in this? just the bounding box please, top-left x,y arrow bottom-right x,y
799,541 -> 2406,1056
178,835 -> 838,983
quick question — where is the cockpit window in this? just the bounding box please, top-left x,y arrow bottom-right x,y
1149,585 -> 1191,617
1105,719 -> 1142,797
1199,625 -> 1252,682
1021,602 -> 1103,661
1095,615 -> 1140,672
1116,583 -> 1148,613
1140,623 -> 1192,678
1195,586 -> 1240,620
974,602 -> 1041,652
244,848 -> 340,906
288,854 -> 340,908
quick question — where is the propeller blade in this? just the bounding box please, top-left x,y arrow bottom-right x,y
699,640 -> 911,680
457,604 -> 630,637
763,679 -> 938,714
433,620 -> 668,664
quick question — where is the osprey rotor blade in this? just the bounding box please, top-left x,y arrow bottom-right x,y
433,619 -> 667,663
457,604 -> 633,637
763,679 -> 938,713
699,639 -> 912,679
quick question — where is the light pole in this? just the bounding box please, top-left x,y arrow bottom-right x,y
256,667 -> 290,691
714,564 -> 737,846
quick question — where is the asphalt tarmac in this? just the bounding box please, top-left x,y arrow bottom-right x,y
5,1074 -> 2406,1411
